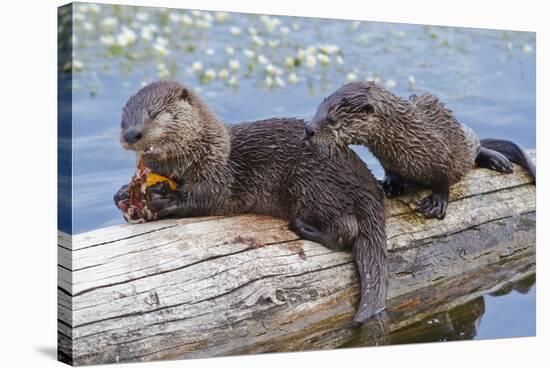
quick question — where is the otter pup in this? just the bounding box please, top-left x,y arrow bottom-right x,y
305,81 -> 536,219
114,80 -> 387,323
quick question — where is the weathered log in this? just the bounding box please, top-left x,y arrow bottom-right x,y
58,151 -> 535,366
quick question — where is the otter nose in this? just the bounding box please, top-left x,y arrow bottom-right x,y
123,128 -> 143,144
304,125 -> 315,138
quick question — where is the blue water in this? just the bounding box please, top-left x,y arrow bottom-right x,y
385,276 -> 536,344
61,3 -> 536,342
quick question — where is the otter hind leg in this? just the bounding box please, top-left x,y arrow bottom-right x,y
289,218 -> 349,250
289,218 -> 326,243
475,147 -> 513,173
381,170 -> 405,198
416,176 -> 449,220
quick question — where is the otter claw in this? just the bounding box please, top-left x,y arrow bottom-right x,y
381,174 -> 405,198
289,218 -> 327,244
114,184 -> 130,210
416,193 -> 447,220
145,182 -> 184,219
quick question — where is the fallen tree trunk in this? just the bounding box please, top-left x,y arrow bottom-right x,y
58,151 -> 536,366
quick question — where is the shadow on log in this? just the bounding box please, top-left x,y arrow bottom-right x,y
58,151 -> 535,365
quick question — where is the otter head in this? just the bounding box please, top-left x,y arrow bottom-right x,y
120,80 -> 229,180
305,81 -> 381,147
120,80 -> 204,161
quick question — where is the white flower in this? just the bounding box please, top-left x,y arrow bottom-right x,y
317,53 -> 330,66
204,69 -> 216,80
284,56 -> 295,68
88,4 -> 101,14
116,26 -> 137,47
275,76 -> 286,87
225,46 -> 235,55
291,22 -> 300,31
306,46 -> 317,55
181,15 -> 193,26
218,69 -> 229,80
261,15 -> 281,32
336,55 -> 345,65
248,26 -> 258,35
265,75 -> 274,88
268,39 -> 280,48
346,72 -> 357,81
280,26 -> 290,35
76,4 -> 88,13
205,48 -> 215,56
169,13 -> 180,22
319,44 -> 340,55
266,64 -> 281,75
393,30 -> 406,38
506,42 -> 513,51
141,27 -> 153,41
191,10 -> 202,17
100,35 -> 115,47
156,37 -> 168,46
229,59 -> 240,71
192,61 -> 203,72
351,21 -> 361,30
202,13 -> 213,22
385,79 -> 397,89
136,12 -> 149,22
196,19 -> 211,29
244,49 -> 255,59
72,60 -> 84,71
101,17 -> 118,30
153,42 -> 170,56
157,63 -> 169,78
252,35 -> 265,46
257,54 -> 268,64
229,26 -> 242,36
523,44 -> 533,54
288,72 -> 299,84
306,54 -> 317,68
407,75 -> 416,88
228,76 -> 238,86
215,12 -> 230,22
83,22 -> 94,31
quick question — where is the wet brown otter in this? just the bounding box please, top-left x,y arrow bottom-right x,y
306,81 -> 536,219
113,80 -> 387,323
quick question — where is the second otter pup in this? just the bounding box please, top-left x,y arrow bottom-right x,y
306,81 -> 536,219
114,81 -> 387,323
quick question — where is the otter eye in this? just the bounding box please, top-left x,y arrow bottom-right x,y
327,117 -> 340,128
147,108 -> 160,120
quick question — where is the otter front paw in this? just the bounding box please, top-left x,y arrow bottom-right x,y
416,192 -> 448,220
146,182 -> 185,219
381,174 -> 405,198
113,184 -> 130,212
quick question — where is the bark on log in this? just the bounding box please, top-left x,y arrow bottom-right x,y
58,151 -> 536,366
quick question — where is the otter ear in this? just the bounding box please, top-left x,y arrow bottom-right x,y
362,103 -> 375,114
180,87 -> 189,101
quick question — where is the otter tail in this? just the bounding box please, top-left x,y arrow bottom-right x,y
352,232 -> 388,323
476,139 -> 536,183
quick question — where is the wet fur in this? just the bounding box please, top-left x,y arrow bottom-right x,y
118,81 -> 388,323
308,81 -> 536,218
